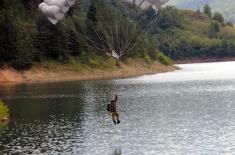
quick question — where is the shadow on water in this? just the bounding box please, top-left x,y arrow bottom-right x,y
0,122 -> 7,137
0,122 -> 8,149
111,147 -> 121,155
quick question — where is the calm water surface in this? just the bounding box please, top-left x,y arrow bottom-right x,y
0,61 -> 235,154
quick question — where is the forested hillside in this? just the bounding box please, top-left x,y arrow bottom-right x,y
1,0 -> 235,70
0,0 -> 167,69
167,0 -> 235,23
154,6 -> 235,60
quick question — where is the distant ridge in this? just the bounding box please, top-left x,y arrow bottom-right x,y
167,0 -> 235,23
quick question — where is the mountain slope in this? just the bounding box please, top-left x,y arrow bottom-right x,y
167,0 -> 235,23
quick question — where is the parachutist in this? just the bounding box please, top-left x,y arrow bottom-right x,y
107,95 -> 120,124
116,59 -> 120,70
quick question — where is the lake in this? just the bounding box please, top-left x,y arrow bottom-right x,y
0,61 -> 235,154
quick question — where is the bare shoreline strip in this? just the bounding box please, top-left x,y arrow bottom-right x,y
0,59 -> 177,85
174,57 -> 235,64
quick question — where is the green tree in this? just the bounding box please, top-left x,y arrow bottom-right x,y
213,12 -> 224,25
87,2 -> 97,23
226,22 -> 234,27
209,20 -> 220,38
156,6 -> 183,29
203,4 -> 212,18
0,1 -> 34,69
0,100 -> 9,120
197,7 -> 201,18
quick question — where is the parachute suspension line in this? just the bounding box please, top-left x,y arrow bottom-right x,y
111,0 -> 121,69
75,28 -> 109,54
83,8 -> 123,55
125,10 -> 159,54
123,15 -> 139,52
82,0 -> 147,59
107,11 -> 116,51
83,34 -> 107,52
39,0 -> 118,56
108,6 -> 115,53
119,4 -> 133,56
83,27 -> 109,52
138,0 -> 146,9
93,30 -> 109,50
86,25 -> 109,51
113,0 -> 136,58
119,4 -> 136,55
118,10 -> 123,57
118,5 -> 125,57
110,1 -> 156,55
105,6 -> 124,58
96,1 -> 118,52
120,17 -> 128,56
82,0 -> 160,60
98,7 -> 115,52
86,31 -> 114,53
78,0 -> 162,60
79,0 -> 115,54
126,0 -> 167,54
121,4 -> 133,56
79,32 -> 101,51
87,0 -> 124,57
124,3 -> 140,54
95,0 -> 124,59
114,3 -> 120,56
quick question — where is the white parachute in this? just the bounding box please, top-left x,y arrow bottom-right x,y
123,0 -> 169,11
39,0 -> 76,25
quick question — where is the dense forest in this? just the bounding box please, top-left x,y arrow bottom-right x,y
0,0 -> 235,70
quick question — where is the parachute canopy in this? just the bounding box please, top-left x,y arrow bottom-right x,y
39,0 -> 76,25
123,0 -> 169,10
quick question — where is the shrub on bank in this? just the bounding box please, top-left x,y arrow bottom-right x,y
0,100 -> 9,121
69,58 -> 82,71
156,51 -> 172,65
88,58 -> 99,67
144,53 -> 152,64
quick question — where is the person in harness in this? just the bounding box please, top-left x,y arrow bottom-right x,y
107,95 -> 120,124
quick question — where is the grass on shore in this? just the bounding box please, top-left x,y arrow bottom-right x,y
0,54 -> 175,83
0,100 -> 9,121
38,51 -> 173,72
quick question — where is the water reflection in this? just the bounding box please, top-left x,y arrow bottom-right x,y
0,122 -> 7,137
111,147 -> 121,155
